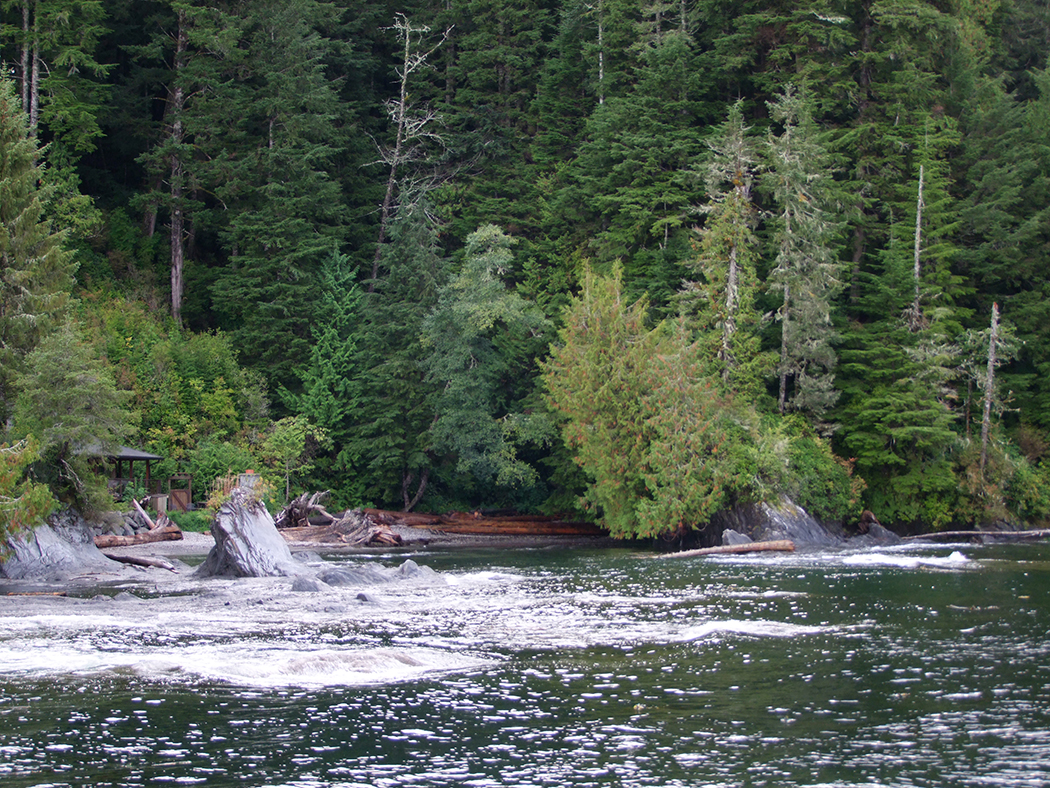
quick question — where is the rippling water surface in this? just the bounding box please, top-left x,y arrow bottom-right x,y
1,542 -> 1047,787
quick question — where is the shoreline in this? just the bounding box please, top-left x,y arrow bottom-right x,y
100,526 -> 623,560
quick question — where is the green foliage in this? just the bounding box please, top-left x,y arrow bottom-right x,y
0,74 -> 76,423
167,508 -> 212,533
82,295 -> 268,457
186,439 -> 257,503
738,414 -> 864,524
261,416 -> 328,503
13,323 -> 135,512
423,225 -> 552,493
543,265 -> 740,539
0,437 -> 56,539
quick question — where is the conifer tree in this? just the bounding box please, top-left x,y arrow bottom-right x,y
340,206 -> 447,510
203,0 -> 346,395
13,323 -> 134,510
421,224 -> 550,493
290,251 -> 363,501
681,101 -> 768,396
543,265 -> 735,538
764,85 -> 843,426
0,74 -> 75,426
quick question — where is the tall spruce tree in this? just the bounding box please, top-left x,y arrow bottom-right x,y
0,75 -> 75,426
681,101 -> 769,396
340,206 -> 447,510
203,0 -> 346,396
421,224 -> 551,497
764,85 -> 843,426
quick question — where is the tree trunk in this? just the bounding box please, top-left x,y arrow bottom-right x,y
980,302 -> 1000,475
779,284 -> 791,414
660,540 -> 796,559
910,163 -> 925,329
20,4 -> 30,115
169,11 -> 189,327
29,24 -> 40,133
402,468 -> 429,512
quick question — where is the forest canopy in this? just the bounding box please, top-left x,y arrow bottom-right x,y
3,0 -> 1050,535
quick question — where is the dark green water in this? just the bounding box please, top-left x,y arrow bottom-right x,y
0,543 -> 1047,787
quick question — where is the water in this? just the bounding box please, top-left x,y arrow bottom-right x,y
1,542 -> 1047,787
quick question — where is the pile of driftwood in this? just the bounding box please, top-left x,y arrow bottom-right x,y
274,492 -> 606,544
94,499 -> 183,548
276,492 -> 402,546
362,508 -> 607,536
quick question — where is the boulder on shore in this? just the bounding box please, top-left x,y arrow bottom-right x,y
195,487 -> 308,578
0,509 -> 119,580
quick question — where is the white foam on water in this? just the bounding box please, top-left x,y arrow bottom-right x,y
841,550 -> 972,569
674,619 -> 826,642
0,634 -> 494,688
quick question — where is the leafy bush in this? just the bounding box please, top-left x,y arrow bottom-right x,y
168,509 -> 212,533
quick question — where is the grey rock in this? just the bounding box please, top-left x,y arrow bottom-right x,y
712,496 -> 843,547
848,522 -> 902,547
721,529 -> 753,546
319,566 -> 391,587
290,576 -> 326,593
0,509 -> 120,580
356,592 -> 381,604
195,488 -> 308,578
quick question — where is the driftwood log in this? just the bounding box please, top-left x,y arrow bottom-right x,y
94,520 -> 183,548
275,491 -> 339,529
103,553 -> 179,572
280,508 -> 402,547
903,528 -> 1050,544
658,539 -> 796,559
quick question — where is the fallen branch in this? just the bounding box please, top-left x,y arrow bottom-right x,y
102,553 -> 178,572
659,540 -> 796,559
5,591 -> 67,596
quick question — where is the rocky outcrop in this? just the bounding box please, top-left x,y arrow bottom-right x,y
712,496 -> 901,548
195,488 -> 307,578
0,509 -> 118,580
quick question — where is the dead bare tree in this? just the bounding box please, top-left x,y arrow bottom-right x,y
370,14 -> 452,287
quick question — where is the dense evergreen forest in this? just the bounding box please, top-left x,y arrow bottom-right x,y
3,0 -> 1050,538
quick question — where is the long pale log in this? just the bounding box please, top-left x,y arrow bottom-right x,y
131,498 -> 156,530
103,553 -> 178,572
94,523 -> 183,548
659,540 -> 796,559
903,529 -> 1050,544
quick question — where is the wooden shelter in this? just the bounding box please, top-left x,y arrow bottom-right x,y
105,446 -> 164,496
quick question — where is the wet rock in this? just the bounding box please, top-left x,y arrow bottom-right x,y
319,566 -> 391,586
712,496 -> 843,548
0,508 -> 120,580
395,559 -> 441,581
195,488 -> 308,578
849,522 -> 902,547
721,529 -> 753,546
356,592 -> 381,604
290,577 -> 326,593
